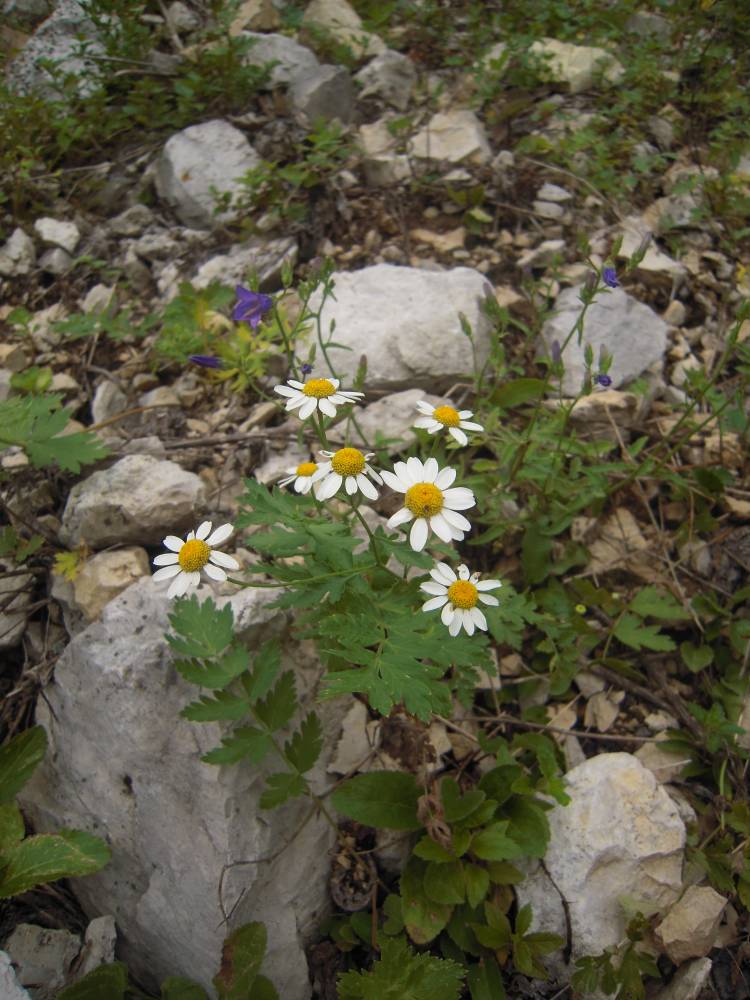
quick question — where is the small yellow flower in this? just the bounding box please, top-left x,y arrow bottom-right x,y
152,521 -> 240,598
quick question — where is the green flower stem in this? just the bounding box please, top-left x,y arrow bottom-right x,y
227,564 -> 379,589
351,504 -> 384,567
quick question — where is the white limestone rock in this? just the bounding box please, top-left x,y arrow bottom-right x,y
4,924 -> 80,996
307,263 -> 494,389
241,31 -> 320,85
529,37 -> 624,94
410,110 -> 491,165
540,283 -> 669,394
190,235 -> 298,294
517,753 -> 685,974
289,64 -> 354,124
0,559 -> 33,650
5,0 -> 105,96
0,950 -> 32,1000
72,546 -> 151,621
59,454 -> 207,548
355,49 -> 416,111
653,958 -> 712,1000
155,120 -> 261,229
19,577 -> 337,999
33,217 -> 80,253
655,886 -> 727,964
0,227 -> 36,277
301,0 -> 385,59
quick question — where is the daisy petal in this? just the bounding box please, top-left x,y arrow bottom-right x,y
410,517 -> 428,551
163,535 -> 184,552
316,473 -> 342,501
449,427 -> 468,446
435,467 -> 457,489
387,508 -> 413,529
479,593 -> 499,607
476,579 -> 502,591
168,572 -> 190,598
470,607 -> 488,631
460,420 -> 483,431
432,562 -> 457,584
441,603 -> 455,626
442,508 -> 471,532
442,487 -> 476,510
203,563 -> 227,582
358,475 -> 378,500
153,564 -> 181,581
429,513 -> 454,543
274,385 -> 299,398
463,611 -> 475,636
381,469 -> 407,492
206,523 -> 233,546
153,553 -> 179,566
345,476 -> 358,496
406,456 -> 425,482
415,400 -> 434,414
449,616 -> 462,636
209,550 -> 240,570
422,457 -> 439,482
318,398 -> 337,418
420,581 -> 448,596
298,397 -> 318,420
458,564 -> 470,579
422,595 -> 449,612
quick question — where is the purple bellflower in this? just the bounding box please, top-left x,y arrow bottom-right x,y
594,373 -> 613,388
232,286 -> 273,328
189,355 -> 225,369
602,267 -> 619,289
301,363 -> 313,376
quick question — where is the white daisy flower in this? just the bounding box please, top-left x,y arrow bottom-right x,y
381,456 -> 475,552
274,376 -> 364,420
414,399 -> 484,447
278,460 -> 324,494
152,521 -> 240,599
314,447 -> 383,502
420,562 -> 501,637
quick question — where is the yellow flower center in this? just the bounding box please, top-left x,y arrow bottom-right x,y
433,405 -> 461,427
447,579 -> 478,609
296,461 -> 318,477
302,378 -> 335,398
178,538 -> 211,572
404,482 -> 444,518
331,447 -> 365,476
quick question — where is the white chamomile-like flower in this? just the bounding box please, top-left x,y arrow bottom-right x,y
414,399 -> 484,447
274,376 -> 364,420
420,562 -> 501,637
278,460 -> 324,494
152,521 -> 240,599
314,447 -> 383,501
381,456 -> 475,552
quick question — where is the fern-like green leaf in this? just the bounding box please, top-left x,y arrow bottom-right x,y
337,936 -> 464,1000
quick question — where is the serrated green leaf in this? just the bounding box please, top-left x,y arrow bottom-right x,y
284,713 -> 322,774
490,378 -> 547,409
213,922 -> 267,1000
470,822 -> 523,861
680,641 -> 714,672
160,976 -> 210,1000
0,725 -> 47,804
0,802 -> 24,852
515,902 -> 533,936
202,727 -> 273,766
382,893 -> 404,935
629,586 -> 689,621
176,645 -> 249,690
486,860 -> 524,884
504,797 -> 550,858
441,777 -> 486,823
413,836 -> 454,862
423,860 -> 465,904
401,860 -> 453,944
614,614 -> 676,652
248,973 -> 279,999
337,936 -> 464,1000
167,596 -> 234,660
467,956 -> 506,1000
58,962 -> 128,999
254,672 -> 297,732
0,829 -> 111,898
464,864 -> 490,908
242,640 -> 282,703
332,772 -> 421,831
259,772 -> 307,809
0,395 -> 109,473
181,691 -> 250,722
